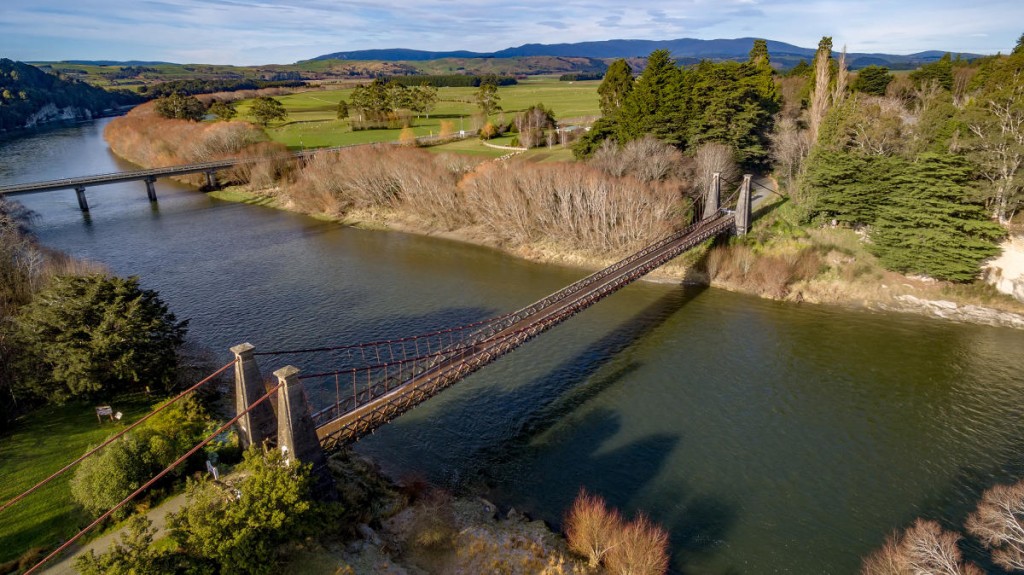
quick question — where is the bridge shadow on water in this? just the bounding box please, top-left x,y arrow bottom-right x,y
362,283 -> 738,572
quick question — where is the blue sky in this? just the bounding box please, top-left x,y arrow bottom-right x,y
1,0 -> 1021,65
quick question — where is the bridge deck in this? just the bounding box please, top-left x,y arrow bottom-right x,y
315,212 -> 736,449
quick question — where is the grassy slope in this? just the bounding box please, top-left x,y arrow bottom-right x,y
0,399 -> 154,564
237,77 -> 599,150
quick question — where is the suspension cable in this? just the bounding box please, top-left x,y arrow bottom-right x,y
0,359 -> 236,516
253,313 -> 512,357
22,380 -> 282,575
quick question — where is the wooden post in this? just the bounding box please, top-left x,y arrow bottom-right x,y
74,186 -> 89,212
144,176 -> 157,202
205,171 -> 218,190
702,172 -> 721,220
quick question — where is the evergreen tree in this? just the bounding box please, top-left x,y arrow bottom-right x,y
615,49 -> 685,146
169,448 -> 318,575
475,81 -> 502,116
11,275 -> 187,403
687,59 -> 779,165
154,92 -> 206,121
911,53 -> 954,90
247,96 -> 287,126
207,99 -> 237,121
871,154 -> 1004,281
852,65 -> 894,96
336,99 -> 349,119
802,149 -> 900,224
749,39 -> 770,67
598,59 -> 633,116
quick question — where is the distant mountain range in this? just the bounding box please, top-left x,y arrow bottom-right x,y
310,37 -> 981,70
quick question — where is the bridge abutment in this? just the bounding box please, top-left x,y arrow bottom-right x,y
231,343 -> 277,449
736,174 -> 752,236
204,171 -> 218,190
702,172 -> 721,220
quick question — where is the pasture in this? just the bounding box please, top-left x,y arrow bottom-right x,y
233,76 -> 599,150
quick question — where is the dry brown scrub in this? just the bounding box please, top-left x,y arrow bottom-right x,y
564,489 -> 670,575
704,244 -> 823,299
286,144 -> 691,254
103,102 -> 289,188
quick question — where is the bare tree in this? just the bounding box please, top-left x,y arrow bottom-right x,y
564,489 -> 624,569
694,142 -> 739,194
769,116 -> 811,196
966,481 -> 1024,571
861,519 -> 982,575
966,75 -> 1024,224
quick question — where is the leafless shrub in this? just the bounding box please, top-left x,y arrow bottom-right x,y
461,160 -> 684,251
861,519 -> 981,575
693,143 -> 740,196
589,136 -> 685,183
966,481 -> 1024,571
605,512 -> 670,575
564,489 -> 624,569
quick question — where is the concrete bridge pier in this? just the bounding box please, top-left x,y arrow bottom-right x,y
204,171 -> 218,190
274,365 -> 336,499
144,176 -> 158,202
74,186 -> 89,212
231,343 -> 277,449
736,174 -> 752,236
702,172 -> 721,220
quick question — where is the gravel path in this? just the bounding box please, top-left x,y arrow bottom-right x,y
39,492 -> 188,575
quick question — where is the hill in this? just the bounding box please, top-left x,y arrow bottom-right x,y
311,37 -> 983,70
0,59 -> 140,132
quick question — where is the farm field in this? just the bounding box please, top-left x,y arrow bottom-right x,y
234,77 -> 599,150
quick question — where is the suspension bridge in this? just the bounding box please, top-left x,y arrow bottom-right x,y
6,172 -> 756,574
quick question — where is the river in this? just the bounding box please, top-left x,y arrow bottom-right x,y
4,118 -> 1024,574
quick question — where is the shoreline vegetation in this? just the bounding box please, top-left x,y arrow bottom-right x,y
101,100 -> 1024,329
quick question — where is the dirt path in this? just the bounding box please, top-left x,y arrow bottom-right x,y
39,492 -> 188,575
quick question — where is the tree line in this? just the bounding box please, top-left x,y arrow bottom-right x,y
381,73 -> 517,88
138,77 -> 303,98
576,36 -> 1024,284
575,42 -> 780,168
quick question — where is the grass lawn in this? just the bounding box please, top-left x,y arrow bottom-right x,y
0,398 -> 155,564
236,77 -> 598,151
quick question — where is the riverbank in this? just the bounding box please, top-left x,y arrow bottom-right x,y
210,185 -> 1024,330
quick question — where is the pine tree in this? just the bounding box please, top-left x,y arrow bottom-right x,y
615,50 -> 685,146
871,154 -> 1004,281
598,59 -> 633,117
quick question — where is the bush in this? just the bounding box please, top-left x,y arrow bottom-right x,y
604,513 -> 670,575
169,448 -> 320,575
564,489 -> 623,568
70,434 -> 156,518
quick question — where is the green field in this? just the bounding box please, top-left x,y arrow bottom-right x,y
0,399 -> 155,564
235,77 -> 599,150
